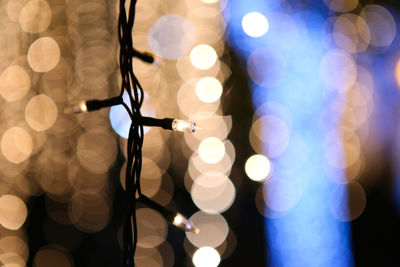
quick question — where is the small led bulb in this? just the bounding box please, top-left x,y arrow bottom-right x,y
173,213 -> 199,234
172,119 -> 201,133
64,101 -> 88,114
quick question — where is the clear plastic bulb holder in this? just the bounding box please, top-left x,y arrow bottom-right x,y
64,101 -> 87,114
173,213 -> 199,234
172,119 -> 200,133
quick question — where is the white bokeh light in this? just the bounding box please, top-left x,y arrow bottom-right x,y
245,154 -> 272,182
190,44 -> 218,70
198,137 -> 225,164
192,247 -> 220,267
242,12 -> 269,38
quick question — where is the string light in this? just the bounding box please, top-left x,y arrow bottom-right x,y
65,1 -> 199,265
138,195 -> 199,234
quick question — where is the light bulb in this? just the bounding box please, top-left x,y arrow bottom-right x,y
172,119 -> 201,133
64,101 -> 87,114
173,213 -> 199,234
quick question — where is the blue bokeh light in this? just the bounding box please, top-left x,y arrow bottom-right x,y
226,0 -> 354,266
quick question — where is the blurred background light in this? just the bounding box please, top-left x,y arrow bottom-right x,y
241,12 -> 269,38
0,194 -> 27,230
0,65 -> 30,102
190,44 -> 218,70
198,137 -> 225,164
192,246 -> 220,267
1,127 -> 33,164
191,172 -> 235,213
19,0 -> 52,33
195,77 -> 223,103
186,211 -> 229,248
27,37 -> 60,72
245,154 -> 271,182
25,94 -> 58,132
148,14 -> 196,60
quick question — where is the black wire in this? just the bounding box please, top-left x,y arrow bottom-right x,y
118,0 -> 143,266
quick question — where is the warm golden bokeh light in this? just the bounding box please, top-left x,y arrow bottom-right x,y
25,94 -> 58,132
190,44 -> 218,70
134,246 -> 163,267
201,0 -> 219,3
136,208 -> 167,248
323,0 -> 359,12
245,154 -> 272,182
198,137 -> 225,164
0,65 -> 30,102
192,246 -> 220,267
33,246 -> 73,267
0,194 -> 28,230
69,191 -> 111,233
191,173 -> 235,213
332,14 -> 371,53
0,236 -> 29,262
27,37 -> 60,72
395,58 -> 400,88
19,0 -> 52,33
242,12 -> 269,38
7,0 -> 26,22
1,127 -> 33,164
195,77 -> 223,103
76,128 -> 118,174
177,80 -> 220,117
360,5 -> 396,47
186,211 -> 228,248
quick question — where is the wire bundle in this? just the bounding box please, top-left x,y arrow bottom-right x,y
63,1 -> 200,265
117,0 -> 143,266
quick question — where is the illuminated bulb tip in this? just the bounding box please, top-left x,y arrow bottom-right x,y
64,101 -> 87,114
173,213 -> 198,233
172,119 -> 200,133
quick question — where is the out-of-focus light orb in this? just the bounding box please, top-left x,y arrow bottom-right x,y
330,182 -> 366,221
190,44 -> 218,70
395,59 -> 400,88
195,77 -> 223,103
192,247 -> 220,267
76,129 -> 118,174
191,173 -> 236,213
198,137 -> 225,164
186,212 -> 229,248
332,14 -> 371,54
360,5 -> 396,47
1,127 -> 33,164
323,0 -> 358,12
201,0 -> 219,3
19,0 -> 52,33
27,37 -> 60,72
263,172 -> 301,212
0,236 -> 29,262
33,246 -> 73,267
148,14 -> 196,59
241,12 -> 269,38
247,48 -> 287,88
7,0 -> 25,22
136,208 -> 167,248
320,49 -> 356,92
0,65 -> 30,102
110,90 -> 155,139
245,154 -> 271,182
25,94 -> 58,132
0,194 -> 27,230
